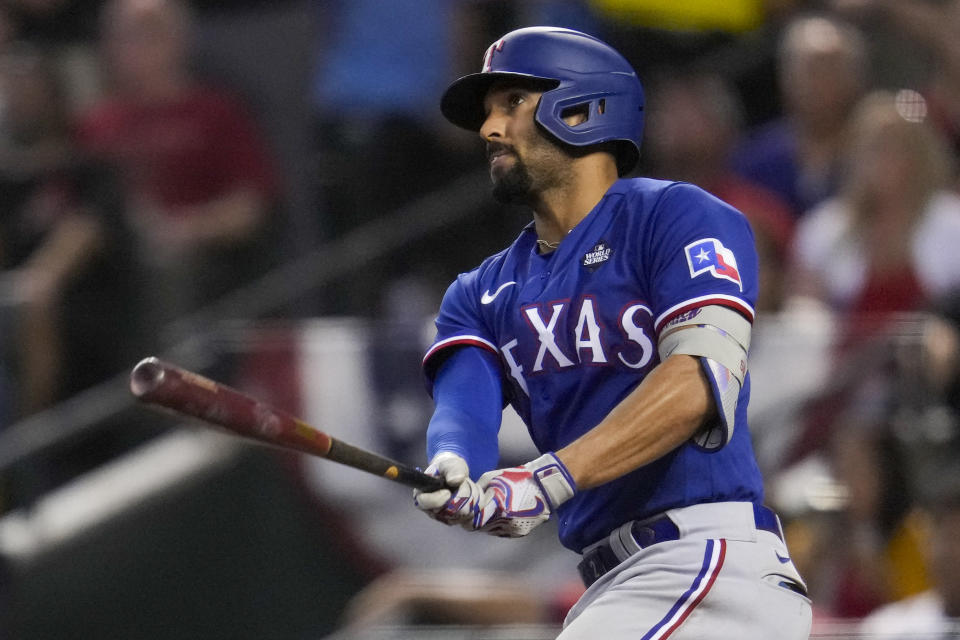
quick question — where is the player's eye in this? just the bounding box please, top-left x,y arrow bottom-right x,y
508,92 -> 526,108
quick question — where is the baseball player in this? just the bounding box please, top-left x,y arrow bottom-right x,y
413,27 -> 812,638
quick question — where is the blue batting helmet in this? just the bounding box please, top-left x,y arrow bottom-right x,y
441,26 -> 645,175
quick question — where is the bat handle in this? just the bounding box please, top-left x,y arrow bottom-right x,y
326,439 -> 445,492
401,467 -> 446,492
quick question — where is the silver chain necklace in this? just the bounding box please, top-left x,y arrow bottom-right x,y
537,229 -> 572,252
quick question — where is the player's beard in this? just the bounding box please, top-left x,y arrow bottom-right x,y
489,138 -> 570,206
491,156 -> 535,205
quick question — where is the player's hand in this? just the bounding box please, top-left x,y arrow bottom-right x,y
413,452 -> 483,527
473,452 -> 576,537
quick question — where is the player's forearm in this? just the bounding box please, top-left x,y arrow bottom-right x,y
556,354 -> 714,490
426,347 -> 503,476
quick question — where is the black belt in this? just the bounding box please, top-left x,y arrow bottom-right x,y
577,504 -> 783,588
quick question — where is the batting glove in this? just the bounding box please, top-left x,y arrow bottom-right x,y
473,452 -> 577,537
413,452 -> 484,527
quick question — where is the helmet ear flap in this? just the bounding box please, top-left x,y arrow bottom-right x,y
535,85 -> 643,176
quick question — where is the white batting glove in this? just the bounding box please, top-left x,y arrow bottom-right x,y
472,452 -> 577,537
413,452 -> 484,527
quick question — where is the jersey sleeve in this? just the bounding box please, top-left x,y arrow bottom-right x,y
644,183 -> 759,334
422,270 -> 499,392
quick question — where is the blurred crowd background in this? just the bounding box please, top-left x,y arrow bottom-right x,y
2,0 -> 960,638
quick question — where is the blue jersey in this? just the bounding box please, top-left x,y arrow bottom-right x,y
422,178 -> 764,553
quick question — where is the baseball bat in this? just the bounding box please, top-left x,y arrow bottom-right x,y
129,357 -> 444,492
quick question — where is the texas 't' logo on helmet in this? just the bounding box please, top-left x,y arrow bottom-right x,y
481,37 -> 506,73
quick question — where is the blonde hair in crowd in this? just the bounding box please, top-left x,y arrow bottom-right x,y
841,90 -> 954,232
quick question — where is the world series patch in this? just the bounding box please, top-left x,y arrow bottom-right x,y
583,240 -> 612,271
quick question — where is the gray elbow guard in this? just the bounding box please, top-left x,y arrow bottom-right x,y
657,306 -> 751,450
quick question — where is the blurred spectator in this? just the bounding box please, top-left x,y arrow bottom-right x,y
827,416 -> 926,618
1,0 -> 104,116
76,0 -> 279,341
311,0 -> 500,314
732,14 -> 869,215
851,289 -> 960,633
644,69 -> 796,313
0,44 -> 123,418
788,90 -> 960,317
0,42 -> 140,518
312,0 -> 489,229
763,318 -> 933,619
834,0 -> 960,188
783,91 -> 960,616
776,89 -> 960,618
858,481 -> 960,636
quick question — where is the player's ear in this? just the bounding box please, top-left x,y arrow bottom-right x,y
560,103 -> 590,127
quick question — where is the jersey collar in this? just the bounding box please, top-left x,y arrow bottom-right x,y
522,178 -> 631,253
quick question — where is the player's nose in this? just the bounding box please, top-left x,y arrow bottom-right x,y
479,111 -> 505,142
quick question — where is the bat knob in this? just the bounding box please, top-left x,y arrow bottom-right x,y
130,357 -> 166,398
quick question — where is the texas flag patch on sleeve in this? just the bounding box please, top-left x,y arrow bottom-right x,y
684,238 -> 742,291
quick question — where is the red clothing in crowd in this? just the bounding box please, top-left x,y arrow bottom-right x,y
76,85 -> 277,212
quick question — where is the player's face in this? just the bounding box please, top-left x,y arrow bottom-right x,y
479,82 -> 573,205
